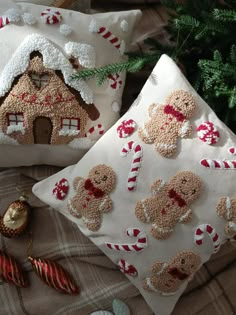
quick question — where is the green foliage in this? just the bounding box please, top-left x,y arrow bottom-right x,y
71,0 -> 236,127
70,53 -> 161,86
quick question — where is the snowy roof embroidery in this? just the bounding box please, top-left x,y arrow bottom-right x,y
0,34 -> 93,104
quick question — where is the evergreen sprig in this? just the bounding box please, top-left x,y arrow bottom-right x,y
70,53 -> 161,86
198,45 -> 236,109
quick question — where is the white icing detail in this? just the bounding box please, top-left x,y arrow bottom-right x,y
152,180 -> 166,195
120,19 -> 129,32
6,124 -> 25,135
179,209 -> 191,223
22,13 -> 37,25
179,121 -> 190,137
145,278 -> 158,292
99,197 -> 108,212
141,200 -> 151,223
119,40 -> 126,56
67,199 -> 79,217
155,143 -> 177,150
68,137 -> 94,149
226,196 -> 232,221
0,34 -> 93,104
60,24 -> 72,36
0,129 -> 19,145
5,8 -> 21,23
142,127 -> 153,143
65,42 -> 95,68
83,217 -> 97,224
59,129 -> 80,136
229,221 -> 236,231
156,263 -> 168,276
152,223 -> 173,233
150,104 -> 159,117
89,19 -> 99,33
111,101 -> 120,112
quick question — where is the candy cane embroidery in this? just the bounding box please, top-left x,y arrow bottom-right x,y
117,259 -> 138,276
84,124 -> 104,138
0,16 -> 10,29
106,228 -> 147,252
120,141 -> 143,191
89,20 -> 126,55
200,159 -> 236,169
194,224 -> 221,253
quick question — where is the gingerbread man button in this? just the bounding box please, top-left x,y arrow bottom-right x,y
68,164 -> 116,231
216,196 -> 236,238
138,90 -> 196,157
135,171 -> 202,240
143,251 -> 201,294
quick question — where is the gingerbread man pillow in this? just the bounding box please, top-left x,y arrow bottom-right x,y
33,54 -> 236,315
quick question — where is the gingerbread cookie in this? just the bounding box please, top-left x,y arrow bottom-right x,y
135,171 -> 202,240
138,90 -> 196,157
68,164 -> 116,231
216,196 -> 236,238
143,250 -> 201,294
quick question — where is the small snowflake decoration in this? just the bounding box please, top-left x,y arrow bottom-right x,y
22,13 -> 37,25
60,24 -> 72,36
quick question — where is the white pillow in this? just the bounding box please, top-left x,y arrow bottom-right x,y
0,0 -> 141,166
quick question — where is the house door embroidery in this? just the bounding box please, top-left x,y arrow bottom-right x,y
33,117 -> 53,144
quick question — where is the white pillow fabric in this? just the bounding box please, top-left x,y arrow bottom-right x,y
0,0 -> 141,166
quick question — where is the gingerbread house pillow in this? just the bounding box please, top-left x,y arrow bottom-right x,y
33,54 -> 236,315
0,0 -> 141,166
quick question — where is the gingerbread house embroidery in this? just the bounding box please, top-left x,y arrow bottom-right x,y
0,34 -> 100,145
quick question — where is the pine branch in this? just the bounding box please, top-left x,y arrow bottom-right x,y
213,9 -> 236,22
70,53 -> 161,86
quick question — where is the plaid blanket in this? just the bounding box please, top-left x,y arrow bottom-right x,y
0,1 -> 236,315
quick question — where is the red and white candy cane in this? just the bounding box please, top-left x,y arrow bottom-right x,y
106,228 -> 147,252
194,224 -> 221,253
117,259 -> 138,276
121,141 -> 143,191
89,20 -> 126,55
200,159 -> 236,169
84,124 -> 104,138
0,16 -> 9,29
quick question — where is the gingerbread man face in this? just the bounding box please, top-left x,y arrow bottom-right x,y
166,90 -> 196,119
88,165 -> 116,193
169,171 -> 202,204
143,251 -> 201,294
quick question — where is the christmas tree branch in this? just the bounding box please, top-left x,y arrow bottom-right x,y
213,9 -> 236,22
70,53 -> 161,86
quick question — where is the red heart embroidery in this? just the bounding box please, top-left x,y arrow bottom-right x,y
52,178 -> 69,200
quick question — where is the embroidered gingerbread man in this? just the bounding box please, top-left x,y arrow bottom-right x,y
68,164 -> 116,231
216,196 -> 236,238
138,90 -> 196,157
135,171 -> 202,240
143,250 -> 201,294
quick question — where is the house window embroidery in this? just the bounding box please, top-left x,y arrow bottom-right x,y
30,73 -> 50,89
6,113 -> 25,135
59,118 -> 81,136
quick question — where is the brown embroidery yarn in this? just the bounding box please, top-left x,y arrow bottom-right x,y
0,55 -> 99,145
143,250 -> 201,294
216,197 -> 236,238
68,164 -> 116,231
138,90 -> 196,157
135,171 -> 202,240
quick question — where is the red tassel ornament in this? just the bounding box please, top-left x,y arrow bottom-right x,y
28,256 -> 80,295
0,250 -> 28,287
